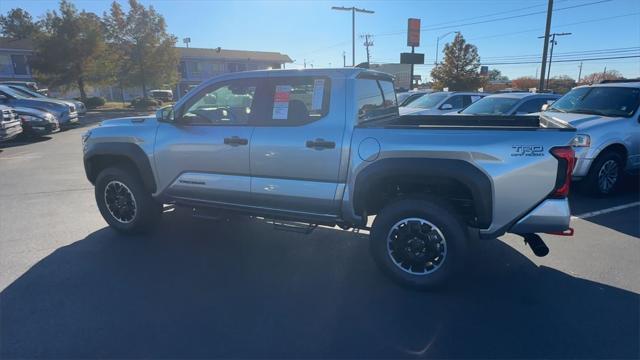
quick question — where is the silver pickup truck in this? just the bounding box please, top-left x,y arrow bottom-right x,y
83,68 -> 577,289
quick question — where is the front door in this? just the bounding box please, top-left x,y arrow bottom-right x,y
154,78 -> 262,206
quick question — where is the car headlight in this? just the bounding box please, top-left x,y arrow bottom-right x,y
82,130 -> 92,144
570,134 -> 591,147
21,115 -> 45,123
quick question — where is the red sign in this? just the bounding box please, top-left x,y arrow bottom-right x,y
407,18 -> 421,47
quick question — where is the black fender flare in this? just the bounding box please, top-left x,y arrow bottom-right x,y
353,158 -> 493,228
83,142 -> 156,193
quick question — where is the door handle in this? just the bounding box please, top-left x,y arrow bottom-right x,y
224,136 -> 248,146
306,138 -> 335,150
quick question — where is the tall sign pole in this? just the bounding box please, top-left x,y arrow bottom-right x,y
407,18 -> 420,90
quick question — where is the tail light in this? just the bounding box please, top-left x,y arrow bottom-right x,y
550,146 -> 576,198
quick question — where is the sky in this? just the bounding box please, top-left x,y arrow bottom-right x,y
1,0 -> 639,82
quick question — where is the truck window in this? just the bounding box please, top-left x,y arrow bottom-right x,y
182,79 -> 258,125
441,95 -> 464,109
356,79 -> 398,123
517,98 -> 548,114
259,76 -> 331,125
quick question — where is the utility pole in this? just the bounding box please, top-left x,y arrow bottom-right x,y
602,66 -> 607,81
361,34 -> 373,65
538,0 -> 553,92
331,6 -> 374,66
539,32 -> 572,89
342,51 -> 346,67
303,59 -> 306,69
577,61 -> 583,83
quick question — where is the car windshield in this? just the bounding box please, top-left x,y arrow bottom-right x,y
0,86 -> 28,99
548,86 -> 640,117
460,97 -> 521,115
10,86 -> 45,98
404,92 -> 448,109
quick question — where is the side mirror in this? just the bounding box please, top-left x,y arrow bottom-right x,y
541,103 -> 550,111
440,103 -> 453,110
156,105 -> 175,123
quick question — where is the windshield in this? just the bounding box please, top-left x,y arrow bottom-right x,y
0,86 -> 28,99
460,97 -> 520,115
549,86 -> 640,117
10,86 -> 45,98
404,92 -> 448,109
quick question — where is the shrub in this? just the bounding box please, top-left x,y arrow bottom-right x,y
130,97 -> 160,109
84,96 -> 106,109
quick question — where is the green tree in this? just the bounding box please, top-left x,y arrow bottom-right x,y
430,33 -> 483,91
0,8 -> 39,39
103,0 -> 179,97
488,69 -> 509,81
30,1 -> 111,101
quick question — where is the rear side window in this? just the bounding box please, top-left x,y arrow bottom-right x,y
257,76 -> 331,125
517,98 -> 549,114
356,79 -> 398,123
441,95 -> 464,109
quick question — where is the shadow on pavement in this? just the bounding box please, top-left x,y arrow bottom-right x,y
571,174 -> 640,237
1,210 -> 638,358
0,135 -> 52,149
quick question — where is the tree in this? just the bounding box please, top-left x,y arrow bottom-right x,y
103,0 -> 179,97
430,33 -> 483,91
30,1 -> 111,101
0,8 -> 39,39
547,75 -> 576,94
511,76 -> 538,90
488,69 -> 509,81
579,69 -> 624,85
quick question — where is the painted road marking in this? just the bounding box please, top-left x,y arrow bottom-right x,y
572,201 -> 640,220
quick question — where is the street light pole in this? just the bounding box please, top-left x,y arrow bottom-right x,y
331,6 -> 374,67
435,31 -> 459,68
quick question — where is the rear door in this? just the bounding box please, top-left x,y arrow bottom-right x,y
248,75 -> 345,215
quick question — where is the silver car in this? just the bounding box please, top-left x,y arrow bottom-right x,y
400,91 -> 486,115
453,92 -> 560,116
6,84 -> 87,115
541,81 -> 640,195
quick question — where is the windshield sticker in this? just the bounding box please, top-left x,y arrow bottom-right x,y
273,85 -> 292,119
311,79 -> 325,110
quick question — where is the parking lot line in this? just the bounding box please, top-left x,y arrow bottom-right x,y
572,201 -> 640,220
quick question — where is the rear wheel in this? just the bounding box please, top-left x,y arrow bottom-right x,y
95,166 -> 161,234
583,151 -> 624,196
369,198 -> 467,290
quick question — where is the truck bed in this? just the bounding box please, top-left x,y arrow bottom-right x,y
361,114 -> 574,130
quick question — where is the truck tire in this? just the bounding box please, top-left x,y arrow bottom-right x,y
369,198 -> 467,290
95,166 -> 161,234
583,151 -> 624,196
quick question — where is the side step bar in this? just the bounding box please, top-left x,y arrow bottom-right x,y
269,220 -> 318,235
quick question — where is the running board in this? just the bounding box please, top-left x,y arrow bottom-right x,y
269,220 -> 318,235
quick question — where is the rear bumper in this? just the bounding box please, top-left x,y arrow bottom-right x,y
0,124 -> 23,142
508,198 -> 571,234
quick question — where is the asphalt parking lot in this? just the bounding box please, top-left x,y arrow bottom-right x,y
1,114 -> 638,358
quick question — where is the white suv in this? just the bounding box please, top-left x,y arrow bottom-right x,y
541,80 -> 640,195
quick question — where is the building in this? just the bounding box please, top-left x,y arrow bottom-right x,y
0,38 -> 35,82
368,63 -> 412,90
0,37 -> 292,100
176,47 -> 292,98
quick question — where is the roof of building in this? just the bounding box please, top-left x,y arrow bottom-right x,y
178,46 -> 292,63
0,37 -> 33,51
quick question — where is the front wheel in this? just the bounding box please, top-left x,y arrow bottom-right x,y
369,198 -> 467,290
583,151 -> 624,196
95,166 -> 161,234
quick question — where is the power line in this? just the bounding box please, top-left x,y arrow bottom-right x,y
480,54 -> 640,65
374,0 -> 611,37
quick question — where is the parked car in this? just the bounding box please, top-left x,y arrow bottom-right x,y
452,93 -> 560,116
0,81 -> 48,95
0,85 -> 78,129
5,84 -> 86,115
397,90 -> 431,107
541,80 -> 640,195
13,106 -> 60,137
400,91 -> 486,115
83,68 -> 577,289
0,105 -> 23,142
149,89 -> 173,103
